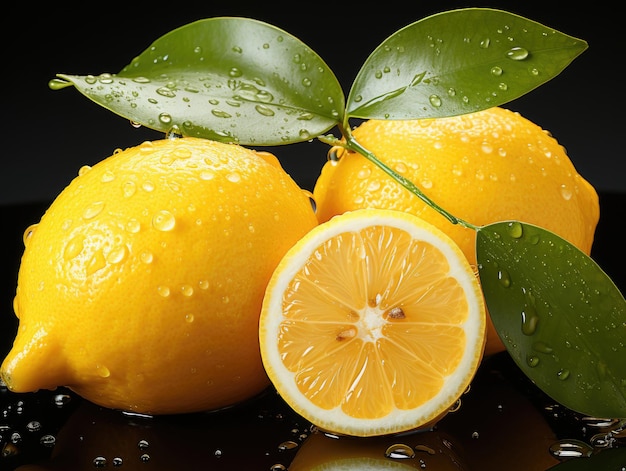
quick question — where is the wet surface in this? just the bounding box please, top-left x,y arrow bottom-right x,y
1,353 -> 624,470
1,195 -> 624,470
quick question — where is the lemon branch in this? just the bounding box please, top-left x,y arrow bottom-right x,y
319,131 -> 479,232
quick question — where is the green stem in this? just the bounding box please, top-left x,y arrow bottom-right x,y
322,125 -> 479,231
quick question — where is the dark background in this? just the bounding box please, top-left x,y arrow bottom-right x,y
1,1 -> 624,204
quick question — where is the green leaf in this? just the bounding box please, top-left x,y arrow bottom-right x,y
346,8 -> 587,120
476,221 -> 626,419
51,18 -> 344,145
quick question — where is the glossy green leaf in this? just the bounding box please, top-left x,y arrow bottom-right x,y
51,18 -> 344,145
346,8 -> 587,120
476,221 -> 626,419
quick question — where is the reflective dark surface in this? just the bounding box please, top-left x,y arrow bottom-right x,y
1,195 -> 625,470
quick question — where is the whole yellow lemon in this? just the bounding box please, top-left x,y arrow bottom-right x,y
1,137 -> 318,415
313,107 -> 600,355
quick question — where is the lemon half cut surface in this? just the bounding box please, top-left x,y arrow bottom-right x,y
259,208 -> 487,437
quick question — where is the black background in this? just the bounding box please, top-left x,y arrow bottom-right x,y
1,1 -> 624,204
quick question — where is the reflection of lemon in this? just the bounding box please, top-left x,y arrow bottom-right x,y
313,107 -> 600,355
260,208 -> 486,437
1,137 -> 318,414
289,429 -> 469,470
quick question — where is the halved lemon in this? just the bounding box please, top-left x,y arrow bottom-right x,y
259,208 -> 486,437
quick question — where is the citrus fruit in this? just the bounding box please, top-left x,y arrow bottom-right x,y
1,136 -> 318,415
259,208 -> 486,437
313,107 -> 599,355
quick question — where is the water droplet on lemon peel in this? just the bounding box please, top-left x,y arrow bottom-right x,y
1,137 -> 318,415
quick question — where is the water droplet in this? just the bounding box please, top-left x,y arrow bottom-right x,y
521,307 -> 539,335
327,146 -> 344,164
101,170 -> 115,183
226,172 -> 241,183
497,269 -> 511,287
126,218 -> 141,234
140,251 -> 153,264
255,104 -> 275,116
393,163 -> 407,174
549,439 -> 593,459
211,109 -> 232,118
54,393 -> 72,407
200,170 -> 215,181
480,38 -> 491,48
21,224 -> 37,246
278,440 -> 298,451
157,286 -> 171,297
385,443 -> 415,459
123,181 -> 137,198
112,457 -> 123,467
26,420 -> 41,432
78,165 -> 92,176
181,285 -> 194,297
93,456 -> 107,468
40,434 -> 56,447
142,180 -> 155,192
185,313 -> 195,323
97,365 -> 111,378
86,250 -> 106,275
560,184 -> 573,200
533,341 -> 553,354
107,245 -> 128,264
357,168 -> 371,179
491,66 -> 503,76
158,113 -> 172,125
557,369 -> 571,380
506,221 -> 523,239
506,46 -> 529,60
152,210 -> 176,231
83,201 -> 105,220
199,280 -> 209,290
448,398 -> 462,412
527,355 -> 540,367
429,94 -> 442,107
367,181 -> 381,191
